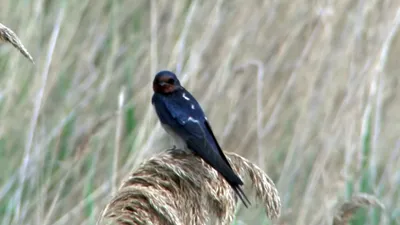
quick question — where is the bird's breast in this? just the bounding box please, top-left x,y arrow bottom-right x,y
161,123 -> 187,150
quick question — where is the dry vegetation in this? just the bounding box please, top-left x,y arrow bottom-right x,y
0,23 -> 34,63
333,193 -> 384,225
0,0 -> 400,224
98,149 -> 280,225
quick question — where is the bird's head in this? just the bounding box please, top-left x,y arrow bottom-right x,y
152,70 -> 182,94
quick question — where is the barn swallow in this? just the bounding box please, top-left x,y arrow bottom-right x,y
151,70 -> 251,207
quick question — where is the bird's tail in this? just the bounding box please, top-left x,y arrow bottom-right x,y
232,184 -> 251,208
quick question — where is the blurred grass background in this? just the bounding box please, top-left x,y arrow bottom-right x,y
0,0 -> 400,224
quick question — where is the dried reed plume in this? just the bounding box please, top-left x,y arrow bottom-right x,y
332,193 -> 384,225
0,23 -> 34,63
98,148 -> 281,225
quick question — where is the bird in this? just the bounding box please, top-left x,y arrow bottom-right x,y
151,70 -> 251,208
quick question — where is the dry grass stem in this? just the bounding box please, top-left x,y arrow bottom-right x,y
0,22 -> 34,63
332,193 -> 384,225
73,113 -> 115,159
2,1 -> 400,224
98,148 -> 280,225
113,87 -> 126,193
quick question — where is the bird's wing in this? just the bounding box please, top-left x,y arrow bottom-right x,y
203,120 -> 234,170
152,94 -> 180,126
183,123 -> 244,185
159,97 -> 243,185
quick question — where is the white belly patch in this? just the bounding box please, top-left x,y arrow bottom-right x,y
161,124 -> 187,150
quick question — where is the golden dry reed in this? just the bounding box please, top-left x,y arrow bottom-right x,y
0,23 -> 34,63
98,148 -> 281,225
332,193 -> 384,225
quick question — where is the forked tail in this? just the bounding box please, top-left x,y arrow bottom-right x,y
232,185 -> 251,208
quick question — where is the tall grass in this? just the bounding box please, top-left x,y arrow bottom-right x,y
1,0 -> 400,224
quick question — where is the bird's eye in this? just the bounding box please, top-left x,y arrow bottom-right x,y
167,78 -> 175,84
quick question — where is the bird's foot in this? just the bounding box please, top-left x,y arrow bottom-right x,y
171,145 -> 177,150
